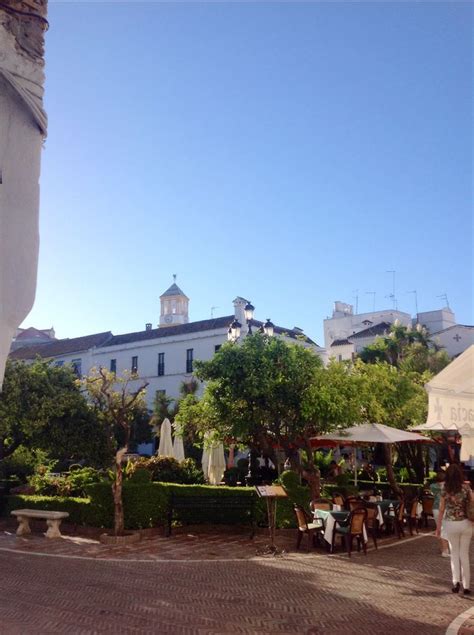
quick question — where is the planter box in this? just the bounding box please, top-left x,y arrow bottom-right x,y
99,531 -> 141,546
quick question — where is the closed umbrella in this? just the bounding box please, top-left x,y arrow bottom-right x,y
207,442 -> 226,486
201,445 -> 210,476
157,418 -> 174,456
173,435 -> 185,462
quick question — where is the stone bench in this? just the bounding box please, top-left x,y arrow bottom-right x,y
11,509 -> 69,538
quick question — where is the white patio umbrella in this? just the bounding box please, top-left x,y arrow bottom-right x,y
173,434 -> 185,462
201,445 -> 210,475
157,418 -> 174,456
207,442 -> 226,486
312,423 -> 430,485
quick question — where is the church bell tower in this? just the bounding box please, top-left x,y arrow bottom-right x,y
159,276 -> 189,326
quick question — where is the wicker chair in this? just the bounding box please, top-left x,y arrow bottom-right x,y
332,507 -> 368,557
347,497 -> 365,512
293,505 -> 324,551
393,500 -> 406,538
365,505 -> 379,550
310,498 -> 332,511
405,498 -> 420,535
421,496 -> 434,528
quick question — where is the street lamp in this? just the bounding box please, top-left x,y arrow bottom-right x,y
227,302 -> 274,485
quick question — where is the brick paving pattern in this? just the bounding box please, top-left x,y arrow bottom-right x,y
0,523 -> 472,634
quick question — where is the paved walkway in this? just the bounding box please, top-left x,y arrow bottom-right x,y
0,525 -> 472,634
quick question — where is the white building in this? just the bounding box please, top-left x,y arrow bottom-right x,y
431,324 -> 474,359
325,300 -> 473,362
9,280 -> 323,408
324,301 -> 412,360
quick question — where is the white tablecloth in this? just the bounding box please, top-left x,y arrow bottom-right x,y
314,509 -> 368,546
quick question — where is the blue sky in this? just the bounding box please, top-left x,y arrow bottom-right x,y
25,1 -> 472,346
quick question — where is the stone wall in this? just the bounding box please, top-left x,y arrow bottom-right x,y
0,0 -> 47,60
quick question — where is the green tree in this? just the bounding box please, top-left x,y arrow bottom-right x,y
0,359 -> 109,468
82,369 -> 148,536
176,334 -> 360,497
353,360 -> 430,490
359,322 -> 450,373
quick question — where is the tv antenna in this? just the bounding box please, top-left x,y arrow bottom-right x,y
211,306 -> 219,318
437,293 -> 450,309
353,289 -> 359,314
406,290 -> 418,316
386,270 -> 397,309
365,291 -> 376,313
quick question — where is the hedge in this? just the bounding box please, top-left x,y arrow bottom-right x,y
84,482 -> 262,530
1,494 -> 90,525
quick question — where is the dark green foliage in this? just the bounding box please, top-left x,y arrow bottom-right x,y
29,466 -> 105,497
131,456 -> 205,485
83,482 -> 257,529
0,446 -> 49,481
127,468 -> 152,484
0,360 -> 111,469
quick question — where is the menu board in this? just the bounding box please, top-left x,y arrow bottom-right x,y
255,485 -> 288,498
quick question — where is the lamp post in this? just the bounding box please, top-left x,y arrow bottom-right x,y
227,302 -> 275,485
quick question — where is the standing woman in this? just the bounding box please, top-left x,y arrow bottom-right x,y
436,463 -> 474,594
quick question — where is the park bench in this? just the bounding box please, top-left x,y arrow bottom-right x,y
166,494 -> 256,538
11,509 -> 69,538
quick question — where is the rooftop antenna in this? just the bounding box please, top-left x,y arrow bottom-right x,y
437,293 -> 450,309
406,290 -> 418,316
386,270 -> 397,310
173,273 -> 177,283
365,291 -> 376,312
353,289 -> 359,314
211,306 -> 219,318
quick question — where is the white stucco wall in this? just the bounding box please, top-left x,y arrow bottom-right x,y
432,326 -> 474,358
323,308 -> 411,349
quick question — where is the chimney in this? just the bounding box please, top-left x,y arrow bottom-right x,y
145,323 -> 152,331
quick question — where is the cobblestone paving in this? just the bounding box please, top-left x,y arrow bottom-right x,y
1,526 -> 473,634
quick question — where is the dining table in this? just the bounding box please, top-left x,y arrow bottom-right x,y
313,509 -> 368,548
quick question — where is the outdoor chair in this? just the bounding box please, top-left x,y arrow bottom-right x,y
421,496 -> 435,528
365,505 -> 378,550
310,498 -> 332,511
405,498 -> 420,536
393,500 -> 406,539
293,504 -> 324,551
332,507 -> 368,557
347,497 -> 365,512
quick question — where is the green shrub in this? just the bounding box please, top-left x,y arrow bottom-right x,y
128,456 -> 205,485
28,466 -> 105,497
0,447 -> 51,482
127,468 -> 152,484
276,471 -> 311,528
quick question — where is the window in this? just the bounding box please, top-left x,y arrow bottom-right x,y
71,359 -> 82,377
54,360 -> 64,367
214,345 -> 221,353
110,359 -> 117,373
158,352 -> 165,376
186,348 -> 193,373
131,356 -> 138,374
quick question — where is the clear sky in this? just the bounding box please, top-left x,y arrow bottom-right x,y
25,1 -> 472,346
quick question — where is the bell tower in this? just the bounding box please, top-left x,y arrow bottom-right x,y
159,275 -> 189,326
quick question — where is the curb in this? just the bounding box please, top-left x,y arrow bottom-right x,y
446,607 -> 474,635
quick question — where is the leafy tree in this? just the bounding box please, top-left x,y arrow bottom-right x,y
81,369 -> 148,536
353,360 -> 430,490
0,359 -> 109,468
359,322 -> 450,373
176,334 -> 360,497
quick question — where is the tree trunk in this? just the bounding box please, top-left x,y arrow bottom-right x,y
384,444 -> 402,498
302,439 -> 321,500
113,447 -> 127,536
